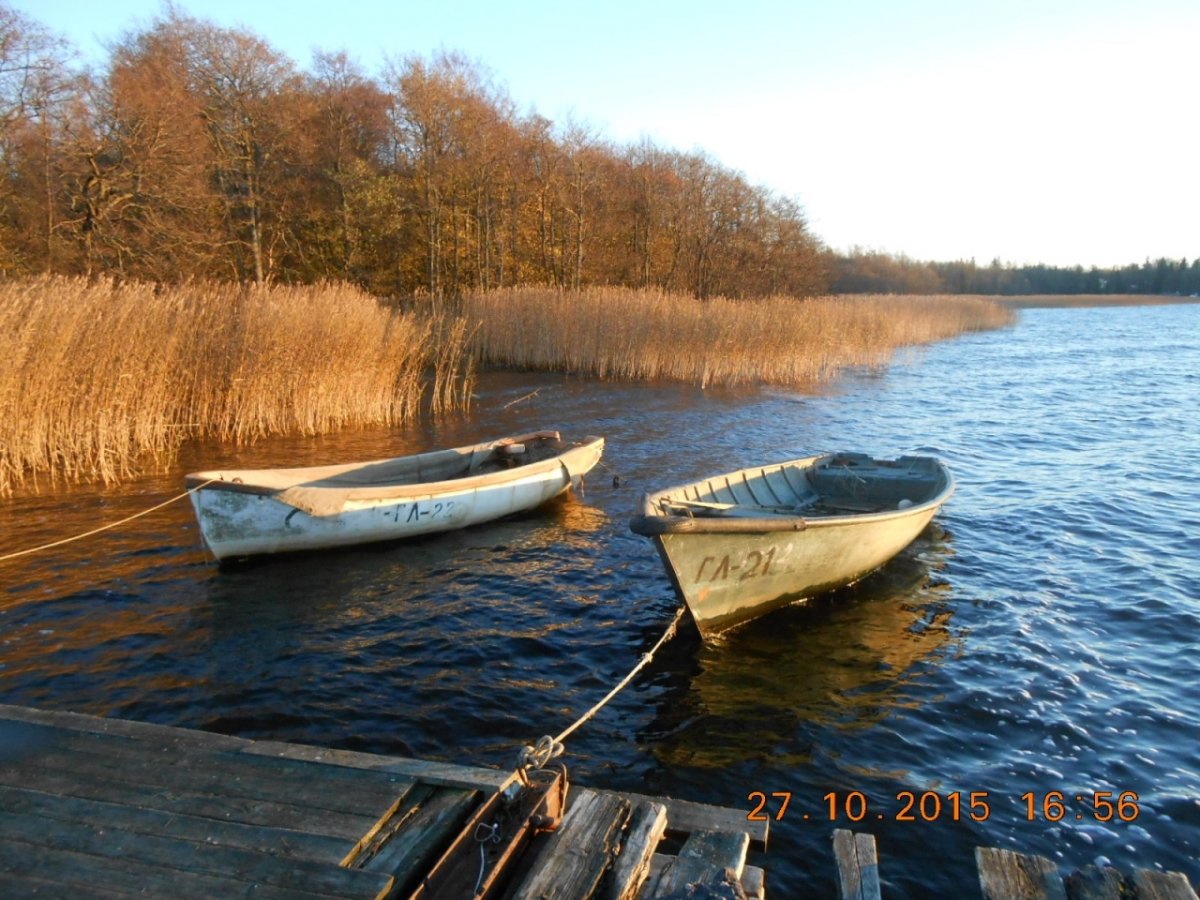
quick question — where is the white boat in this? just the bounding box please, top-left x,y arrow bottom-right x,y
186,431 -> 605,561
629,452 -> 954,639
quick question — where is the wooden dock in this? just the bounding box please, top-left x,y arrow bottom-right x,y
0,704 -> 766,898
834,829 -> 1198,900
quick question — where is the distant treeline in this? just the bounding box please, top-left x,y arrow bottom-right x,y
829,251 -> 1200,297
0,4 -> 824,299
2,4 -> 1191,301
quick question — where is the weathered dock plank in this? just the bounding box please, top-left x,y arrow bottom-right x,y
0,753 -> 387,841
0,807 -> 394,896
614,791 -> 768,848
1129,869 -> 1200,900
978,847 -> 1069,900
0,738 -> 413,823
0,704 -> 768,899
1065,864 -> 1126,900
0,785 -> 350,863
651,828 -> 751,896
0,835 -> 392,899
833,829 -> 882,900
509,787 -> 632,899
609,799 -> 668,900
742,864 -> 767,900
244,738 -> 513,792
356,785 -> 482,893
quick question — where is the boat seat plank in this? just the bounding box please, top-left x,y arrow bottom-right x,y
0,828 -> 393,899
0,784 -> 352,864
508,787 -> 632,900
977,847 -> 1067,900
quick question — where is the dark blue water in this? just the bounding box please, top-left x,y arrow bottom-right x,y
2,305 -> 1198,896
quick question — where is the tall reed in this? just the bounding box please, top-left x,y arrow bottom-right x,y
464,287 -> 1015,387
0,278 -> 475,495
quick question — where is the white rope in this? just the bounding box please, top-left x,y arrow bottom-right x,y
0,478 -> 216,563
517,605 -> 687,775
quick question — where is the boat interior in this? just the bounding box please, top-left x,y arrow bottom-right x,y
192,432 -> 571,492
655,453 -> 948,518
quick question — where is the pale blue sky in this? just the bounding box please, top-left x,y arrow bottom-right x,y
17,0 -> 1200,268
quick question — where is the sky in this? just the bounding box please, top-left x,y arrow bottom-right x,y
16,0 -> 1200,269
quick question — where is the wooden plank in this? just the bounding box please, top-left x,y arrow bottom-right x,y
245,739 -> 511,791
358,786 -> 481,895
0,704 -> 250,752
609,799 -> 668,900
0,760 -> 381,841
1065,864 -> 1125,899
638,853 -> 673,899
1,704 -> 508,791
1129,869 -> 1199,900
977,847 -> 1067,900
0,740 -> 411,820
0,871 -> 135,899
0,837 -> 390,900
22,720 -> 419,793
833,830 -> 881,900
509,787 -> 631,900
0,784 -> 352,864
742,865 -> 766,900
0,808 -> 394,897
613,790 -> 768,847
654,829 -> 751,896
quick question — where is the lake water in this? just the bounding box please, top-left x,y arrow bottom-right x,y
2,304 -> 1198,896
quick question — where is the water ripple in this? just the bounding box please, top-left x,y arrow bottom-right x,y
2,305 -> 1199,894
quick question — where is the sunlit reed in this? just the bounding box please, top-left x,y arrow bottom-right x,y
0,278 -> 475,495
464,287 -> 1016,387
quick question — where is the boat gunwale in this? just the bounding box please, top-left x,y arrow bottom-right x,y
629,453 -> 954,536
184,432 -> 604,501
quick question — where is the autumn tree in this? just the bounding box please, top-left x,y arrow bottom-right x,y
294,51 -> 391,284
0,4 -> 82,274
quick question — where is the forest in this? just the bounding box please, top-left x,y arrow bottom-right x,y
0,5 -> 825,299
1,4 -> 1191,299
828,250 -> 1200,297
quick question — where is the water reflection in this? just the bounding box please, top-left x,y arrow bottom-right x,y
646,526 -> 959,770
4,306 -> 1200,896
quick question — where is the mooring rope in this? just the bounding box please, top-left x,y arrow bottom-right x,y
516,605 -> 687,779
0,478 -> 217,563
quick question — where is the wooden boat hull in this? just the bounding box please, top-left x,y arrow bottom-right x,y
187,432 -> 604,561
630,453 -> 953,638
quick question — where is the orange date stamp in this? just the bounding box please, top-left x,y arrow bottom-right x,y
747,790 -> 1141,823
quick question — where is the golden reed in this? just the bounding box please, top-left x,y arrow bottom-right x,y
464,286 -> 1015,387
0,278 -> 475,495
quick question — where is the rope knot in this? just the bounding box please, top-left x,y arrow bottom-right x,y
517,735 -> 564,773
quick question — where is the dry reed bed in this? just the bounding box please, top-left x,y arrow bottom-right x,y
0,278 -> 475,495
464,287 -> 1015,386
